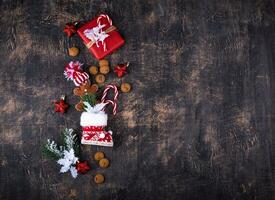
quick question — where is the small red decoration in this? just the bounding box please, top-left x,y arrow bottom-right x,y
76,161 -> 90,174
114,62 -> 129,78
64,23 -> 77,37
54,95 -> 69,113
64,61 -> 89,86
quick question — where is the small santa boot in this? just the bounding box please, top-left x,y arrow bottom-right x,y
80,106 -> 113,147
80,84 -> 118,147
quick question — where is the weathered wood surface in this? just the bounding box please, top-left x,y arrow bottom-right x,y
1,0 -> 275,199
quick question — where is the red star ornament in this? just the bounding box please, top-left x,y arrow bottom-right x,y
53,96 -> 69,113
63,23 -> 77,37
76,161 -> 90,174
114,62 -> 129,78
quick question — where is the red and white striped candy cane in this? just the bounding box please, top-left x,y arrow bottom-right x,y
97,14 -> 112,26
101,84 -> 119,115
96,14 -> 113,51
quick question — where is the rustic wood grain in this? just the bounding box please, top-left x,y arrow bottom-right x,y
1,0 -> 275,199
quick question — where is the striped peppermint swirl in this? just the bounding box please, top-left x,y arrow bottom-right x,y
64,61 -> 89,86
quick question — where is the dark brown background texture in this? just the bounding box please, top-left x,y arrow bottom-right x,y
1,0 -> 275,200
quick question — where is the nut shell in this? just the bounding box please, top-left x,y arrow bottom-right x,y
99,65 -> 110,74
99,59 -> 109,67
94,173 -> 105,184
68,47 -> 79,57
99,158 -> 110,168
94,151 -> 105,161
121,83 -> 131,93
95,74 -> 105,84
89,66 -> 98,75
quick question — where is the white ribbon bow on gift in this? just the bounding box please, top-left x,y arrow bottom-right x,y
83,102 -> 107,114
84,23 -> 110,51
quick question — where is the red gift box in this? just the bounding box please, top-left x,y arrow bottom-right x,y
77,14 -> 125,60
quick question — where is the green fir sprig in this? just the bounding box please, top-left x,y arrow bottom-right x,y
81,93 -> 97,107
61,128 -> 80,157
42,128 -> 80,160
42,139 -> 63,160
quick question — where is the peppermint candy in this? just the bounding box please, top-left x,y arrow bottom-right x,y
64,61 -> 89,86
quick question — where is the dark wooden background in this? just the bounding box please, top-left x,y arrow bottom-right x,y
1,0 -> 275,199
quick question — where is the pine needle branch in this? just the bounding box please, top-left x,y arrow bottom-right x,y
61,128 -> 80,157
81,93 -> 97,107
42,139 -> 63,160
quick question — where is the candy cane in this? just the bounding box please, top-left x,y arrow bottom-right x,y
97,14 -> 112,26
101,84 -> 118,115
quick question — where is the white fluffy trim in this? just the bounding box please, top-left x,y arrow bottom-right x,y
80,112 -> 108,126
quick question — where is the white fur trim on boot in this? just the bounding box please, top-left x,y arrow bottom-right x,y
80,112 -> 108,126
